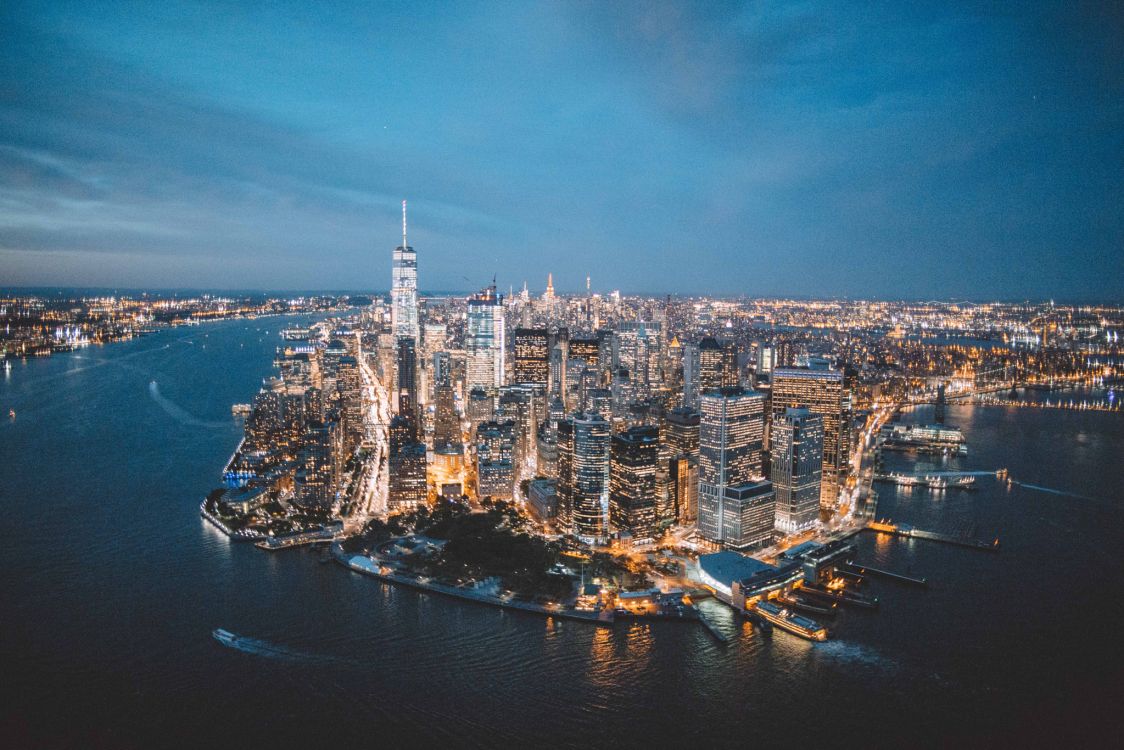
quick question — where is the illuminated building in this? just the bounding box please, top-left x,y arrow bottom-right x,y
770,407 -> 823,534
294,420 -> 341,510
498,384 -> 537,479
396,336 -> 417,422
337,355 -> 364,452
388,442 -> 427,512
697,388 -> 767,545
720,478 -> 776,549
699,337 -> 738,392
434,379 -> 461,450
670,454 -> 698,522
390,200 -> 419,342
682,342 -> 700,408
527,478 -> 557,521
557,411 -> 611,541
513,328 -> 549,386
466,285 -> 504,399
609,426 -> 659,543
476,420 -> 515,500
771,367 -> 848,508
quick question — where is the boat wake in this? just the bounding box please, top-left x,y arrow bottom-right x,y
149,381 -> 226,428
1010,480 -> 1098,502
815,640 -> 899,672
212,628 -> 342,665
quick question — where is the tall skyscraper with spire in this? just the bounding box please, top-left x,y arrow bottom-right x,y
391,200 -> 419,342
543,273 -> 555,302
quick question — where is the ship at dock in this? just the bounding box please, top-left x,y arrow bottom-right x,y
752,600 -> 828,641
880,423 -> 966,455
875,473 -> 976,490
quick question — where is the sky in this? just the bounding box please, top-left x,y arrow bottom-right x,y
1,1 -> 1122,300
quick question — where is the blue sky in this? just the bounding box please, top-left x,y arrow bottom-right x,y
1,1 -> 1121,299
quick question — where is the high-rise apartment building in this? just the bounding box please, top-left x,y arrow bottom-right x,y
476,420 -> 515,500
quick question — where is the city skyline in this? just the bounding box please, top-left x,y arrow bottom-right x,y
3,1 -> 1122,299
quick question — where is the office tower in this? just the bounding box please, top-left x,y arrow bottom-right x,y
465,285 -> 504,395
434,380 -> 460,450
498,384 -> 536,477
568,338 -> 600,370
610,368 -> 634,419
388,415 -> 416,455
771,407 -> 824,534
388,442 -> 427,512
391,200 -> 419,342
719,479 -> 776,549
336,355 -> 364,452
543,272 -> 555,302
614,321 -> 663,396
476,420 -> 515,500
682,342 -> 700,408
432,350 -> 452,392
699,337 -> 738,393
669,454 -> 698,523
664,407 -> 701,457
513,328 -> 549,386
771,367 -> 848,508
756,345 -> 774,377
697,388 -> 767,546
557,411 -> 611,541
536,421 -> 559,479
549,342 -> 566,402
396,336 -> 417,421
609,426 -> 660,543
466,387 -> 494,435
526,478 -> 558,522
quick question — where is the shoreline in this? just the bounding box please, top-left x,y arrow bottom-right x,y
332,544 -> 616,626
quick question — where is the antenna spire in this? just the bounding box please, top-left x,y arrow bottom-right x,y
402,200 -> 408,248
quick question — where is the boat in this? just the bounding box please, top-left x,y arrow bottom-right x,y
753,600 -> 828,641
8,408 -> 14,420
777,594 -> 838,617
213,628 -> 239,646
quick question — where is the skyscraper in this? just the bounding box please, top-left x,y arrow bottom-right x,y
557,411 -> 611,541
770,407 -> 824,534
697,388 -> 767,546
476,420 -> 515,500
390,200 -> 419,342
771,367 -> 848,508
699,337 -> 738,393
396,336 -> 417,422
609,426 -> 660,543
466,285 -> 504,395
512,328 -> 549,386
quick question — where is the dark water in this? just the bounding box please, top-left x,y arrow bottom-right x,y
2,319 -> 1123,748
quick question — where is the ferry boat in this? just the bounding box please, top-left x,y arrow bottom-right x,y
753,600 -> 828,641
213,628 -> 240,647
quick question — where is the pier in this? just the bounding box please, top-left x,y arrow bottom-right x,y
864,521 -> 1000,552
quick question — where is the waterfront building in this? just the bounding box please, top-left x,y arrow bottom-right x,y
697,388 -> 767,546
390,200 -> 419,342
771,407 -> 824,534
771,367 -> 849,508
609,426 -> 660,543
294,420 -> 341,510
512,328 -> 549,386
476,420 -> 515,500
557,411 -> 611,541
720,479 -> 776,549
465,285 -> 504,396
